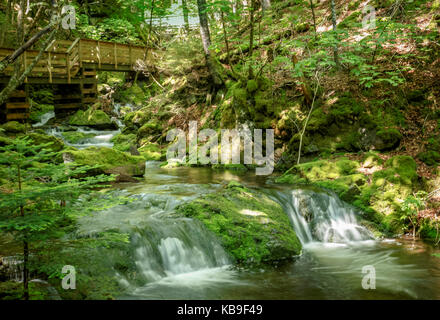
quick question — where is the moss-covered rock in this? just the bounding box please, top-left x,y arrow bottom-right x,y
69,108 -> 116,130
373,128 -> 402,151
110,133 -> 137,152
28,132 -> 65,152
177,182 -> 302,266
61,131 -> 95,144
63,146 -> 145,177
1,121 -> 26,134
138,142 -> 163,161
137,121 -> 162,139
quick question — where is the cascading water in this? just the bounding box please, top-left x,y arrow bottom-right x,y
33,111 -> 55,128
273,188 -> 373,244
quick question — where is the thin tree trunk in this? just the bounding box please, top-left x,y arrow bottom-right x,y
220,11 -> 231,65
135,0 -> 155,84
197,0 -> 212,57
309,0 -> 317,39
182,0 -> 190,33
248,0 -> 255,57
0,0 -> 11,47
330,0 -> 340,69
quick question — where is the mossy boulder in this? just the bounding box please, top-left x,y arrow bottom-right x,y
28,132 -> 65,152
1,121 -> 26,134
138,142 -> 163,161
61,131 -> 95,144
137,121 -> 162,139
69,108 -> 117,130
177,182 -> 302,266
373,128 -> 402,151
110,133 -> 137,152
63,146 -> 145,177
116,83 -> 145,106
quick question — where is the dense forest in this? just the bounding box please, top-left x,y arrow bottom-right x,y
0,0 -> 440,301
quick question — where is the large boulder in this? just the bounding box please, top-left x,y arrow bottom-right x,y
177,181 -> 302,266
68,108 -> 117,130
63,146 -> 145,179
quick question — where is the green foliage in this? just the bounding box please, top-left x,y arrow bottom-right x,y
400,191 -> 427,237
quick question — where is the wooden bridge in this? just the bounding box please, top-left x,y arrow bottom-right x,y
0,38 -> 147,122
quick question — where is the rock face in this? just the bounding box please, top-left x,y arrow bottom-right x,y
177,181 -> 302,266
68,108 -> 117,130
63,146 -> 146,179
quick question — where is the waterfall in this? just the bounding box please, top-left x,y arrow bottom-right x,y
33,111 -> 55,127
273,188 -> 373,244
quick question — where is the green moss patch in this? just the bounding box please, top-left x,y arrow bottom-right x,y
177,182 -> 301,266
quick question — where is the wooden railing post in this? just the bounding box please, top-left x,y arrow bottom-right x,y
97,40 -> 101,69
129,44 -> 132,68
48,51 -> 52,83
23,51 -> 27,83
66,52 -> 71,84
78,39 -> 82,68
114,42 -> 118,69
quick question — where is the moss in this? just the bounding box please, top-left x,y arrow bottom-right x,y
138,143 -> 163,161
417,150 -> 440,166
29,104 -> 54,123
1,121 -> 26,134
246,79 -> 258,93
116,83 -> 146,106
374,128 -> 402,151
137,121 -> 162,139
69,108 -> 114,129
61,131 -> 95,144
28,133 -> 65,152
64,146 -> 145,177
307,108 -> 331,133
277,155 -> 419,236
177,183 -> 301,266
329,96 -> 363,124
110,133 -> 137,152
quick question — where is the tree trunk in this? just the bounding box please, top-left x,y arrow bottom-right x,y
182,0 -> 190,33
197,0 -> 212,57
330,0 -> 340,69
309,0 -> 317,38
248,0 -> 255,57
0,0 -> 11,47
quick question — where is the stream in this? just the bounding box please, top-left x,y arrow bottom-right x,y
7,107 -> 440,300
76,164 -> 440,300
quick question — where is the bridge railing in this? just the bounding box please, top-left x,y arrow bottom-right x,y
0,38 -> 147,82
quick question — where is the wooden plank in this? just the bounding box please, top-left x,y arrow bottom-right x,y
54,103 -> 82,109
54,94 -> 82,100
6,113 -> 29,120
6,102 -> 30,109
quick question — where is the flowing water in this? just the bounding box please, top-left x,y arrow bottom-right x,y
7,102 -> 440,299
72,164 -> 440,300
